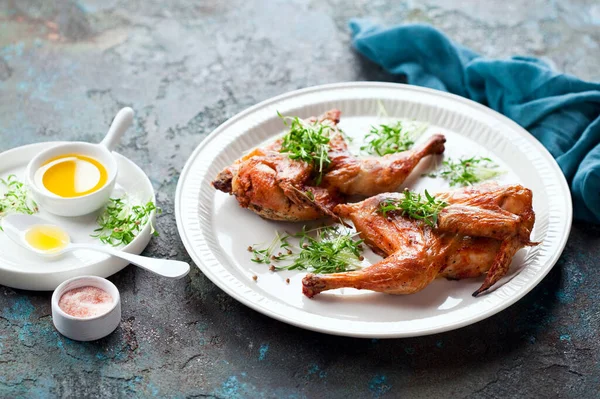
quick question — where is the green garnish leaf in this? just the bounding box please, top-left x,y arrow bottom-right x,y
379,189 -> 448,227
92,197 -> 161,246
250,226 -> 364,274
278,112 -> 333,186
0,175 -> 38,230
427,156 -> 504,187
361,121 -> 428,156
250,231 -> 292,264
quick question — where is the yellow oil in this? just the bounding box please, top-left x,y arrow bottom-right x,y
25,225 -> 70,252
42,154 -> 108,198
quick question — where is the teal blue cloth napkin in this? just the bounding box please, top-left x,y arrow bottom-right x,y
350,19 -> 600,223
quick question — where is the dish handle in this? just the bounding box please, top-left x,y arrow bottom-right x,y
100,107 -> 134,152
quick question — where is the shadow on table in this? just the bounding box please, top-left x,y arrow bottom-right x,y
187,237 -> 565,382
353,52 -> 408,84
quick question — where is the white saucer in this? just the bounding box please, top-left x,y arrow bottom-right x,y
0,142 -> 156,291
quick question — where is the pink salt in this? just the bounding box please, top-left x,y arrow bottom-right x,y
59,286 -> 113,318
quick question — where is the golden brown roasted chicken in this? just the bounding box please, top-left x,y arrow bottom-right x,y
302,183 -> 536,298
213,109 -> 446,221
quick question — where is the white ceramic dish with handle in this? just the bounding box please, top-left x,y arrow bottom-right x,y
175,82 -> 572,338
0,142 -> 157,291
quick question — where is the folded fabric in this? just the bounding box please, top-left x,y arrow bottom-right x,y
350,19 -> 600,223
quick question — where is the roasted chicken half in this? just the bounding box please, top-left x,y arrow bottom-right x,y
212,109 -> 446,221
302,183 -> 536,298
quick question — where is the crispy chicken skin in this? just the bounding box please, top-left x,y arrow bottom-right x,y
212,109 -> 446,221
302,183 -> 536,298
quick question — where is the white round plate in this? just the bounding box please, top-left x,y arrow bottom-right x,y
175,82 -> 572,338
0,142 -> 156,291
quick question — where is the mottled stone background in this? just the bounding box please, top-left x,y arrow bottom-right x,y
1,0 -> 599,398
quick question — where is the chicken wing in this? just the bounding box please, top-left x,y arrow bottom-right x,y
302,183 -> 536,297
212,109 -> 446,221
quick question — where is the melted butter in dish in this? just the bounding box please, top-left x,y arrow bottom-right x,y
35,154 -> 108,198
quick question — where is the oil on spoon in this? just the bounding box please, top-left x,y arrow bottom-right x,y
2,214 -> 190,279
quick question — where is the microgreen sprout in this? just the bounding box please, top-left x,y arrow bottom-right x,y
0,175 -> 38,230
379,190 -> 448,227
250,225 -> 364,274
427,156 -> 504,186
361,121 -> 429,156
92,197 -> 160,246
278,112 -> 333,185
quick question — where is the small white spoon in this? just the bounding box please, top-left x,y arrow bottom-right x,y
2,214 -> 190,279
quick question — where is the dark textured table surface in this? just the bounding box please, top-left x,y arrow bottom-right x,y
1,1 -> 600,398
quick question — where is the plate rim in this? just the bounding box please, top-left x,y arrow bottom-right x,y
0,141 -> 157,286
175,81 -> 573,338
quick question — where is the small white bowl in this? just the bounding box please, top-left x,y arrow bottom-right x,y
51,276 -> 121,341
26,107 -> 133,217
27,142 -> 119,217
